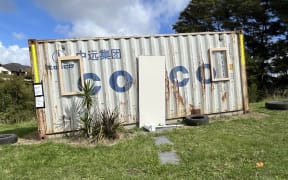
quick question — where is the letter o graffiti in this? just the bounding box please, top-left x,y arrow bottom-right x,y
169,66 -> 190,87
196,64 -> 216,84
109,70 -> 133,92
78,73 -> 101,95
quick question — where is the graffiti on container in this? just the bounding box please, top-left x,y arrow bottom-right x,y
76,49 -> 121,60
75,64 -> 217,95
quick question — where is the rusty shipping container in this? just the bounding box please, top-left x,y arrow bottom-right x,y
29,31 -> 249,138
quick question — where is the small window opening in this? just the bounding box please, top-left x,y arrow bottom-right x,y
58,56 -> 84,96
209,48 -> 230,81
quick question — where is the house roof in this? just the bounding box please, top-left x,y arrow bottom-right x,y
2,63 -> 30,72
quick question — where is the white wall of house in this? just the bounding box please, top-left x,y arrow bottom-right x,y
0,66 -> 12,75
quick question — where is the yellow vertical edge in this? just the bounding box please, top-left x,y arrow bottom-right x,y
31,44 -> 39,83
238,31 -> 249,113
239,33 -> 246,65
31,42 -> 46,139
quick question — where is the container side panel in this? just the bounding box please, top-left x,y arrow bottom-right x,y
35,32 -> 245,133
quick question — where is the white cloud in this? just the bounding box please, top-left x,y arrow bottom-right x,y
0,0 -> 190,66
12,32 -> 26,40
0,42 -> 30,65
35,0 -> 189,37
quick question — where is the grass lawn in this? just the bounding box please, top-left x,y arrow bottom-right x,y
0,101 -> 288,179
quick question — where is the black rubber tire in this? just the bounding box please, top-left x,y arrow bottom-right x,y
265,101 -> 288,110
185,115 -> 209,126
0,134 -> 18,145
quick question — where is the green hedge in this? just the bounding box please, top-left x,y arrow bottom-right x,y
0,75 -> 35,124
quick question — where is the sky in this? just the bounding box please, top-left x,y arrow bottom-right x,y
0,0 -> 190,65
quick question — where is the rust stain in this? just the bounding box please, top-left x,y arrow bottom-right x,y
165,70 -> 170,101
178,95 -> 184,106
172,81 -> 184,105
199,63 -> 206,101
165,70 -> 170,117
222,92 -> 227,102
172,81 -> 178,99
172,80 -> 185,116
189,104 -> 201,114
200,63 -> 205,85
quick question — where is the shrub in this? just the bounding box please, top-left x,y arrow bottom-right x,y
79,80 -> 122,142
80,80 -> 94,138
99,108 -> 122,140
0,75 -> 35,124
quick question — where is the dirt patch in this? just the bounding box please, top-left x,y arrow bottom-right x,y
17,131 -> 42,145
49,131 -> 140,147
16,130 -> 142,147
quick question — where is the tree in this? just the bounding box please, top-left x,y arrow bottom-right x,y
173,0 -> 288,100
0,75 -> 34,123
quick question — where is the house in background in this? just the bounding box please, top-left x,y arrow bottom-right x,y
0,64 -> 12,75
2,63 -> 30,76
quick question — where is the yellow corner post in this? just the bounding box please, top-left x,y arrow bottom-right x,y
31,43 -> 39,83
239,31 -> 249,112
30,40 -> 46,139
239,32 -> 246,66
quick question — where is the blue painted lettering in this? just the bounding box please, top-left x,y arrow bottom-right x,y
75,49 -> 121,60
99,50 -> 111,60
111,49 -> 121,59
169,66 -> 190,87
47,64 -> 74,70
76,50 -> 87,58
109,71 -> 133,92
78,73 -> 101,95
47,62 -> 219,93
196,64 -> 216,84
88,50 -> 99,60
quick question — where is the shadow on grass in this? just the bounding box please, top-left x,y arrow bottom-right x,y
0,126 -> 37,138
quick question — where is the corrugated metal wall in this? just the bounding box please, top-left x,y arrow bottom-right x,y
31,31 -> 245,134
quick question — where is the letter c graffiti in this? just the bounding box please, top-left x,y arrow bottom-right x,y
196,64 -> 216,84
169,66 -> 190,87
109,70 -> 133,92
78,73 -> 101,95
